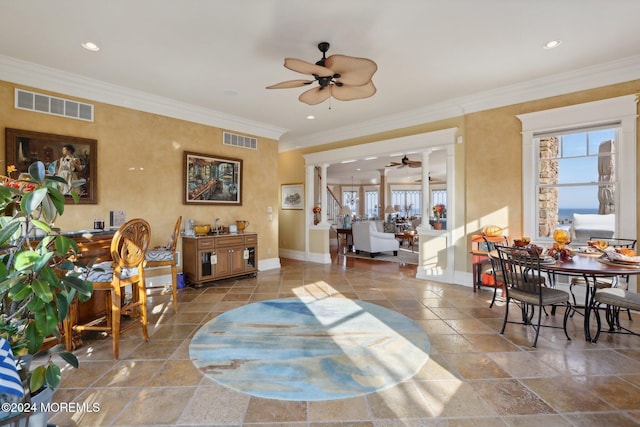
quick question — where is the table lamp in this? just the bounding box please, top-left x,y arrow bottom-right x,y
340,206 -> 352,228
385,205 -> 395,223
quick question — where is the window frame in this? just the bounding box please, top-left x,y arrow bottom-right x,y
518,95 -> 636,242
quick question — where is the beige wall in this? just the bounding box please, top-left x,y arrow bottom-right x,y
0,81 -> 280,266
279,81 -> 640,275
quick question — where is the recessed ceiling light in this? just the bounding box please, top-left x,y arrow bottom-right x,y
543,40 -> 561,49
364,157 -> 378,160
306,115 -> 315,120
81,41 -> 100,51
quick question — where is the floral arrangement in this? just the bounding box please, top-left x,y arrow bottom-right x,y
547,243 -> 574,261
312,206 -> 321,214
432,204 -> 446,221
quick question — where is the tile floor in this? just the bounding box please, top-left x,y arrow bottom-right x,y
38,248 -> 640,426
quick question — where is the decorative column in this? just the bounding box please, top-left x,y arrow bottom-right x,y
421,150 -> 433,228
305,164 -> 315,225
320,163 -> 329,224
378,168 -> 387,220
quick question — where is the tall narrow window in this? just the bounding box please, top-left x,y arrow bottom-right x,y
364,190 -> 379,219
391,190 -> 421,217
342,190 -> 358,215
536,129 -> 616,239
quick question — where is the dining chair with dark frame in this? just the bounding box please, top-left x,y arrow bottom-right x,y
495,245 -> 572,347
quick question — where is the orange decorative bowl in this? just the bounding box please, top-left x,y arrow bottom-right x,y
193,224 -> 211,236
553,229 -> 571,245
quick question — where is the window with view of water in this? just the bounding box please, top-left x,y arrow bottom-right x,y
364,190 -> 379,218
536,128 -> 616,239
391,190 -> 421,218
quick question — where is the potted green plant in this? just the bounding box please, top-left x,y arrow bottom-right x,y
0,161 -> 93,397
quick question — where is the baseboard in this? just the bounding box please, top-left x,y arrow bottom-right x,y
258,258 -> 281,271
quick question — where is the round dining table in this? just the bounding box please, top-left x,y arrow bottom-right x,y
538,253 -> 640,341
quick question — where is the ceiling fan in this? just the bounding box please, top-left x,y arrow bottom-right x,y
386,155 -> 422,168
266,42 -> 377,105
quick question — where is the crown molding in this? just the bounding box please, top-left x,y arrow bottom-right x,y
280,54 -> 640,152
0,54 -> 288,141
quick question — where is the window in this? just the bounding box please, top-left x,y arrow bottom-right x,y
518,95 -> 636,242
364,190 -> 379,218
342,189 -> 358,215
431,189 -> 447,212
391,190 -> 421,217
536,129 -> 616,238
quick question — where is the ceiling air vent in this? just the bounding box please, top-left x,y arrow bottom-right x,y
15,89 -> 94,122
223,132 -> 257,150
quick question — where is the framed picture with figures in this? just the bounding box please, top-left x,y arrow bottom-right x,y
5,128 -> 97,204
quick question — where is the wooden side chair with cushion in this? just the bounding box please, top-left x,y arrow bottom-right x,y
66,218 -> 151,359
495,246 -> 572,347
145,216 -> 182,313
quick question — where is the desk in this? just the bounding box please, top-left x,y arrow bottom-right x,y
537,254 -> 640,342
336,228 -> 353,252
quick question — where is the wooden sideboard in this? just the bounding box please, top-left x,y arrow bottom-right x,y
182,232 -> 257,287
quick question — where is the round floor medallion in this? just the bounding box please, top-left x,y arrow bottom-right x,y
189,297 -> 430,401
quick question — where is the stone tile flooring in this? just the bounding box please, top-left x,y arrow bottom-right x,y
40,255 -> 640,426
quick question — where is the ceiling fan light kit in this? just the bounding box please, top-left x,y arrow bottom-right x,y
267,42 -> 377,105
386,155 -> 422,168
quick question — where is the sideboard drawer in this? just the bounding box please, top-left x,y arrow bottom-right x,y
197,238 -> 214,249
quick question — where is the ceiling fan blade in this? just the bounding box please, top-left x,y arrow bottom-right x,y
386,162 -> 401,167
284,58 -> 334,77
299,86 -> 332,105
408,161 -> 422,168
332,81 -> 377,101
266,79 -> 314,89
325,54 -> 378,86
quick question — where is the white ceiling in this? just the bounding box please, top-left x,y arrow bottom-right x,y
1,0 -> 639,184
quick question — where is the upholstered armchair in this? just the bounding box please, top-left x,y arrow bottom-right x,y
351,221 -> 399,258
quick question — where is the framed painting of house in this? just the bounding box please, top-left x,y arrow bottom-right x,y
281,183 -> 304,210
5,128 -> 97,204
184,151 -> 243,205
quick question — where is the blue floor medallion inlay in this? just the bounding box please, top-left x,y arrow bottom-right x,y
189,297 -> 431,401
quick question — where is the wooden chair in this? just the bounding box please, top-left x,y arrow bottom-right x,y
144,216 -> 182,313
65,218 -> 151,359
495,246 -> 571,347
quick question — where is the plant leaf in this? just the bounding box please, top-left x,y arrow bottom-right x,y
29,365 -> 46,392
45,363 -> 61,390
59,351 -> 79,369
28,161 -> 46,182
61,275 -> 93,300
55,292 -> 69,320
14,250 -> 40,271
0,219 -> 20,244
25,323 -> 44,354
21,188 -> 47,215
32,278 -> 54,302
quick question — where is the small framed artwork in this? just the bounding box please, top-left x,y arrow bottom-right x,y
281,183 -> 304,210
184,151 -> 242,205
5,128 -> 97,204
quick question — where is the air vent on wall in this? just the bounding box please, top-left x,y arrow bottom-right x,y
223,131 -> 257,150
15,89 -> 94,122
